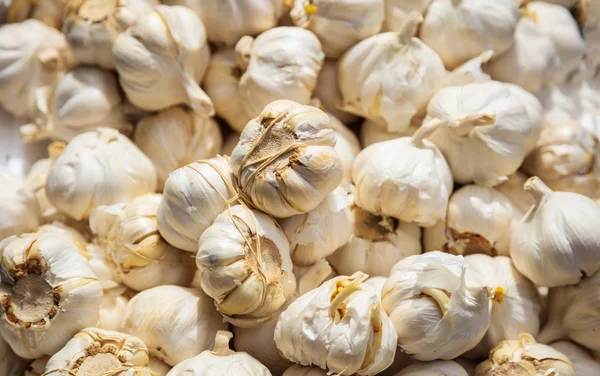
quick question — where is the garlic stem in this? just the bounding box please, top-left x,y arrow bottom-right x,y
211,331 -> 234,356
448,113 -> 496,136
524,176 -> 553,205
410,119 -> 442,145
329,280 -> 362,319
397,12 -> 423,44
422,287 -> 450,315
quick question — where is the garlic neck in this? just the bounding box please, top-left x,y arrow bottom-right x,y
329,273 -> 368,320
422,287 -> 450,315
211,331 -> 234,356
524,177 -> 553,206
410,119 -> 442,146
397,12 -> 423,44
447,113 -> 496,136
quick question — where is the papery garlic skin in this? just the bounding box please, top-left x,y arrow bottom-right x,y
313,60 -> 359,124
113,5 -> 213,115
550,341 -> 600,376
496,172 -> 535,215
360,120 -> 416,148
510,177 -> 600,287
122,285 -> 228,367
5,0 -> 66,29
384,0 -> 431,32
0,169 -> 40,240
506,83 -> 545,154
0,233 -> 103,359
326,114 -> 360,184
46,128 -> 157,221
292,259 -> 338,296
0,335 -> 28,376
396,360 -> 468,376
230,100 -> 342,218
134,107 -> 222,190
445,50 -> 493,87
537,78 -> 583,125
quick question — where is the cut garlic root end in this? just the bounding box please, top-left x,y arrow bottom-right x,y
211,331 -> 234,357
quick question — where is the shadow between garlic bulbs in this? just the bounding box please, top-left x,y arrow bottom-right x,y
4,0 -> 66,29
550,341 -> 600,376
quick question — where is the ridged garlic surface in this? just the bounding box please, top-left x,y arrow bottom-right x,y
352,121 -> 453,227
338,14 -> 447,132
230,100 -> 342,218
550,341 -> 600,376
157,156 -> 235,253
113,5 -> 213,115
381,252 -> 495,361
510,177 -> 600,287
383,0 -> 431,32
313,60 -> 359,124
327,114 -> 360,184
426,81 -> 532,187
4,0 -> 66,29
134,107 -> 222,190
0,169 -> 40,240
0,233 -> 103,359
23,142 -> 65,220
46,128 -> 157,220
275,272 -> 398,375
396,360 -> 468,376
0,335 -> 28,376
496,172 -> 536,215
122,285 -> 228,366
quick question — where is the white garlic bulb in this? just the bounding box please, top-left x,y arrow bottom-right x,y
352,120 -> 453,227
282,365 -> 327,376
204,27 -> 324,132
275,272 -> 398,375
122,285 -> 228,366
550,341 -> 600,376
396,360 -> 468,376
0,233 -> 103,359
113,5 -> 213,115
360,120 -> 416,148
384,0 -> 431,32
4,0 -> 66,29
230,100 -> 342,218
313,60 -> 359,124
338,14 -> 447,132
0,169 -> 40,240
46,128 -> 157,220
326,114 -> 360,184
134,107 -> 222,190
426,81 -> 533,187
0,19 -> 76,119
0,335 -> 28,376
381,252 -> 496,361
510,177 -> 600,287
496,172 -> 536,215
23,142 -> 65,220
419,0 -> 518,70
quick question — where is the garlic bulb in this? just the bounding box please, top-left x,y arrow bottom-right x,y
313,60 -> 359,124
21,66 -> 131,143
381,252 -> 496,361
134,107 -> 222,190
230,100 -> 342,218
282,365 -> 327,376
384,0 -> 431,32
338,14 -> 447,132
5,0 -> 66,29
396,361 -> 468,376
510,177 -> 600,287
496,172 -> 536,215
23,142 -> 65,220
550,341 -> 600,376
0,335 -> 28,376
158,156 -> 235,252
360,120 -> 417,148
0,169 -> 40,240
122,285 -> 228,366
167,331 -> 271,375
0,233 -> 103,359
426,81 -> 533,186
46,128 -> 157,220
112,5 -> 213,115
98,292 -> 129,331
419,0 -> 518,70
204,27 -> 324,132
275,272 -> 398,375
0,19 -> 76,119
326,114 -> 360,184
289,0 -> 384,58
352,120 -> 453,226
475,334 -> 575,376
90,194 -> 195,291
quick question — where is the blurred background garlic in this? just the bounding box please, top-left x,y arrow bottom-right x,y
325,113 -> 360,184
122,285 -> 228,367
134,107 -> 222,190
0,334 -> 28,376
396,360 -> 468,376
4,0 -> 66,29
359,120 -> 416,148
383,0 -> 431,32
313,60 -> 359,124
46,128 -> 157,220
24,357 -> 50,376
23,142 -> 65,220
0,168 -> 40,239
550,341 -> 600,376
113,5 -> 213,115
537,77 -> 583,125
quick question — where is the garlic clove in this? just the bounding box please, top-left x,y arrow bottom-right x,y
282,365 -> 327,375
445,49 -> 494,87
325,113 -> 360,185
360,119 -> 418,148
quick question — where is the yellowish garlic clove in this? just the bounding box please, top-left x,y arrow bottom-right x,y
282,365 -> 328,375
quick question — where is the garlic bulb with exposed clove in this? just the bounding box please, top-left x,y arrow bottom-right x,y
338,13 -> 447,132
230,100 -> 342,218
122,285 -> 228,366
381,252 -> 496,361
326,113 -> 360,184
0,19 -> 76,119
360,120 -> 416,148
383,0 -> 431,32
550,341 -> 600,376
313,60 -> 359,124
475,334 -> 575,376
0,233 -> 103,359
1,335 -> 28,376
46,128 -> 157,220
275,272 -> 398,375
0,168 -> 40,240
396,360 -> 468,376
23,142 -> 65,220
496,172 -> 535,215
134,107 -> 222,190
5,0 -> 66,29
113,5 -> 213,115
282,365 -> 327,376
510,177 -> 600,287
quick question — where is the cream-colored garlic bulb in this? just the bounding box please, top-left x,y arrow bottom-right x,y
338,14 -> 447,132
384,0 -> 431,32
23,142 -> 65,220
221,133 -> 240,156
496,172 -> 536,215
426,81 -> 533,187
230,100 -> 342,218
122,285 -> 228,366
134,107 -> 222,190
0,334 -> 28,376
326,113 -> 360,184
275,272 -> 398,375
360,120 -> 417,148
197,204 -> 296,327
46,128 -> 157,220
381,252 -> 497,361
475,334 -> 575,376
550,341 -> 600,376
0,169 -> 40,240
0,19 -> 76,119
313,60 -> 359,124
419,0 -> 518,70
396,360 -> 468,376
113,5 -> 213,115
510,177 -> 600,287
0,233 -> 103,359
353,120 -> 453,227
90,194 -> 195,291
204,27 -> 324,132
5,0 -> 66,29
282,365 -> 327,376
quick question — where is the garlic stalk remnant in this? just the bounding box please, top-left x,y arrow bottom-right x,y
282,365 -> 327,376
0,233 -> 103,359
474,334 -> 575,376
313,60 -> 359,124
383,0 -> 431,32
122,285 -> 228,367
5,0 -> 66,29
0,169 -> 40,240
550,341 -> 600,376
24,142 -> 65,220
338,13 -> 447,132
0,334 -> 28,376
134,107 -> 222,190
496,172 -> 536,215
396,360 -> 468,376
381,252 -> 497,361
326,113 -> 360,184
46,128 -> 157,221
113,5 -> 213,115
230,100 -> 342,218
510,177 -> 600,287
